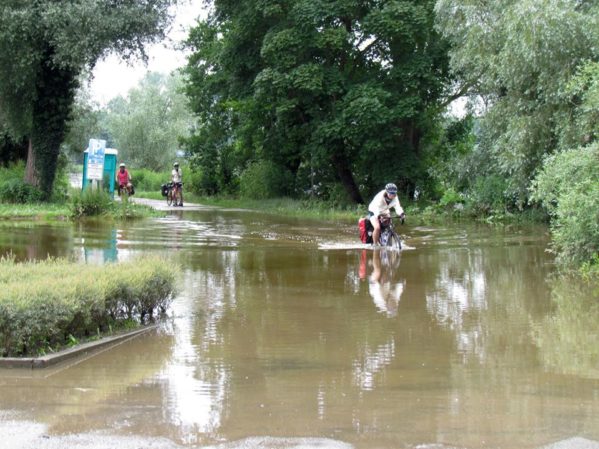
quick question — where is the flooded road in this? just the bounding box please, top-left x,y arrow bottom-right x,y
1,202 -> 598,449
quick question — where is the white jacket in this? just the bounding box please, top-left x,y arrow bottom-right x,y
368,190 -> 403,217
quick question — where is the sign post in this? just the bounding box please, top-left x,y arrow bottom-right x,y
87,139 -> 106,188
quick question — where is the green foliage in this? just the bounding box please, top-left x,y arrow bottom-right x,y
0,1 -> 175,198
239,161 -> 293,200
561,60 -> 599,148
531,144 -> 599,268
580,255 -> 599,280
103,72 -> 193,171
69,188 -> 114,217
188,165 -> 220,196
62,89 -> 105,161
438,188 -> 462,209
0,255 -> 177,357
0,128 -> 27,166
68,187 -> 159,220
435,0 -> 599,207
0,179 -> 44,204
183,0 -> 452,203
0,161 -> 68,204
130,167 -> 171,192
0,203 -> 69,220
424,114 -> 477,197
465,175 -> 510,216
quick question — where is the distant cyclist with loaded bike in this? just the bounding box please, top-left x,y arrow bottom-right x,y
116,163 -> 132,196
171,162 -> 183,207
368,183 -> 405,246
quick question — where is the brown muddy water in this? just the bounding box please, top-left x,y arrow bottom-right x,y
0,203 -> 598,449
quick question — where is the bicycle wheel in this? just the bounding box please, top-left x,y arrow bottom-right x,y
387,231 -> 402,251
166,190 -> 173,206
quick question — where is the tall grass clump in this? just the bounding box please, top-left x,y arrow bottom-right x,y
0,255 -> 177,357
69,188 -> 113,217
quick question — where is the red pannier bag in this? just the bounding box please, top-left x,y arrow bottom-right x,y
358,217 -> 373,244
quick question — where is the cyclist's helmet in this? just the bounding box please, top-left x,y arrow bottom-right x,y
385,183 -> 398,195
173,162 -> 179,167
119,163 -> 126,168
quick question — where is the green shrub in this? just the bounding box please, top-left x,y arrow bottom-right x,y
0,162 -> 43,203
0,178 -> 44,203
130,168 -> 169,192
465,175 -> 509,216
439,187 -> 463,209
188,166 -> 219,196
69,188 -> 114,217
0,256 -> 177,357
0,161 -> 24,182
531,144 -> 599,268
239,161 -> 293,199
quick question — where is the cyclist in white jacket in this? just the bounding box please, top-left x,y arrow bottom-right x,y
368,183 -> 405,245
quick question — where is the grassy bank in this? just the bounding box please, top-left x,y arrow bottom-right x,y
0,203 -> 71,221
138,190 -> 366,221
0,189 -> 162,221
136,190 -> 547,225
69,189 -> 162,220
0,256 -> 177,357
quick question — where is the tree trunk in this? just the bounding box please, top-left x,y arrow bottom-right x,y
331,152 -> 364,204
29,46 -> 78,199
24,138 -> 39,187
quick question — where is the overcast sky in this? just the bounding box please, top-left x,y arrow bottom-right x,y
89,0 -> 208,105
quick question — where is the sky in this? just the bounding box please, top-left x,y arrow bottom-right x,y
89,0 -> 208,105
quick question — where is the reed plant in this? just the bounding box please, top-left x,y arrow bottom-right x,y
0,255 -> 177,357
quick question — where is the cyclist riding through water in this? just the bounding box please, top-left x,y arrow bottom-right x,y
171,162 -> 183,206
368,183 -> 405,246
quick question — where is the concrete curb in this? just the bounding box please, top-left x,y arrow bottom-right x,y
0,324 -> 158,370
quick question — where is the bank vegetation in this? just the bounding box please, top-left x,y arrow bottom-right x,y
0,256 -> 177,357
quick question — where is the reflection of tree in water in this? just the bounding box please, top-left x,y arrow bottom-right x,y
352,337 -> 395,391
423,243 -> 553,365
425,249 -> 488,361
531,279 -> 599,379
0,222 -> 73,261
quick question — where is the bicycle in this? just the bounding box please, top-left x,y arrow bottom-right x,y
118,183 -> 133,201
378,215 -> 402,251
170,182 -> 183,206
162,182 -> 174,206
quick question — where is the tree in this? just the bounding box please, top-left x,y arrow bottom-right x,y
0,0 -> 175,199
530,61 -> 599,269
183,0 -> 452,202
102,72 -> 194,170
435,0 -> 599,207
62,87 -> 105,163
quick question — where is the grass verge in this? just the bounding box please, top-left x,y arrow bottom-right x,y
0,255 -> 177,357
0,203 -> 70,221
0,191 -> 163,221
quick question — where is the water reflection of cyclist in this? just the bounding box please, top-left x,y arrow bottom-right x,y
368,249 -> 405,317
171,162 -> 183,207
368,183 -> 405,245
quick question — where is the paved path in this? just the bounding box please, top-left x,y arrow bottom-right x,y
127,196 -> 214,212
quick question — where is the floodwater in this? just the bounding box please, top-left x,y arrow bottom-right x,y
0,201 -> 598,449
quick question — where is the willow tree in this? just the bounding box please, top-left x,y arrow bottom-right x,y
0,0 -> 175,199
435,0 -> 599,207
183,0 -> 453,202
